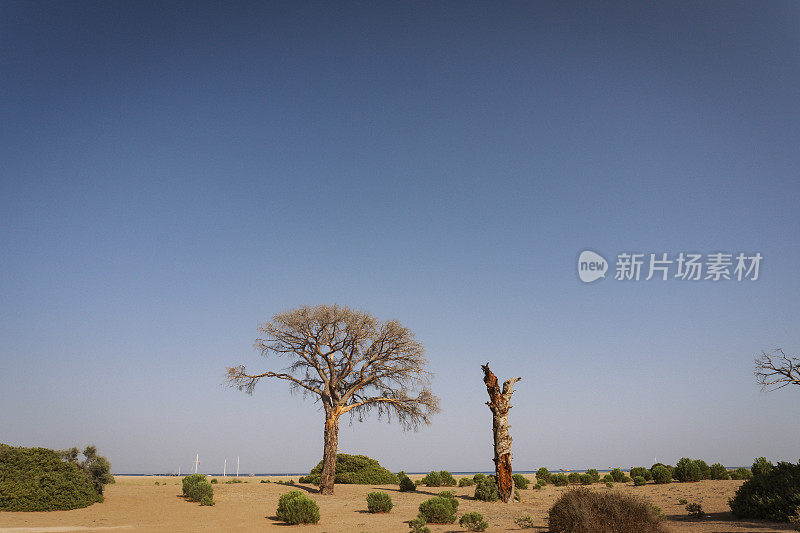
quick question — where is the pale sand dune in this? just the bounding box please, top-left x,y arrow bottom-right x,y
0,475 -> 791,532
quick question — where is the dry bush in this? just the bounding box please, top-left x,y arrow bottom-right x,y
548,486 -> 667,533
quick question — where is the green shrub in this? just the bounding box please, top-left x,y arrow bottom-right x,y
276,490 -> 320,524
512,473 -> 530,489
729,459 -> 800,522
630,467 -> 652,481
421,470 -> 441,487
459,511 -> 488,532
686,502 -> 703,518
609,468 -> 626,482
568,472 -> 581,484
188,481 -> 214,503
408,517 -> 430,533
458,477 -> 474,487
473,473 -> 487,483
0,444 -> 104,511
514,515 -> 535,528
536,467 -> 551,483
730,467 -> 752,480
752,457 -> 773,477
200,495 -> 215,506
534,481 -> 544,490
474,477 -> 500,501
551,473 -> 569,486
438,491 -> 459,512
580,473 -> 593,485
651,465 -> 671,484
696,460 -> 711,480
602,473 -> 614,483
1,444 -> 114,511
185,480 -> 213,503
633,476 -> 646,486
674,458 -> 702,483
586,469 -> 600,482
515,488 -> 521,502
300,453 -> 398,485
790,507 -> 800,531
439,470 -> 456,486
399,473 -> 416,492
650,463 -> 674,480
366,491 -> 392,513
417,496 -> 456,523
548,487 -> 667,532
605,481 -> 614,488
709,463 -> 729,480
210,478 -> 218,484
60,445 -> 115,495
182,474 -> 206,496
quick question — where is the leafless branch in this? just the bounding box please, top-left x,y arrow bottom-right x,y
225,365 -> 324,396
755,348 -> 800,392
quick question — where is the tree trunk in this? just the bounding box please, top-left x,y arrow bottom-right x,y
319,412 -> 340,495
482,363 -> 521,503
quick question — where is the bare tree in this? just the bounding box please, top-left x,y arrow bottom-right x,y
226,304 -> 440,495
481,363 -> 521,503
755,348 -> 800,391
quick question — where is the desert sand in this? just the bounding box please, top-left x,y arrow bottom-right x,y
0,474 -> 792,532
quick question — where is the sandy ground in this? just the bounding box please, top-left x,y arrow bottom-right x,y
0,474 -> 793,532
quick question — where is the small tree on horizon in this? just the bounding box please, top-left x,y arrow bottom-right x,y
226,304 -> 440,495
59,445 -> 115,494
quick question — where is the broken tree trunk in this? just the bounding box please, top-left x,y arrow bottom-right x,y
482,363 -> 521,503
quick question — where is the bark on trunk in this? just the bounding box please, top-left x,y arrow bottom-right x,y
482,363 -> 521,503
319,412 -> 340,495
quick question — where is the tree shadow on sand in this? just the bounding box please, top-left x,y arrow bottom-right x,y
270,483 -> 318,494
264,516 -> 295,526
440,527 -> 548,533
664,511 -> 795,531
379,487 -> 470,499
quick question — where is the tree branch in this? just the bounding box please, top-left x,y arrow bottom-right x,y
755,348 -> 800,392
226,365 -> 324,396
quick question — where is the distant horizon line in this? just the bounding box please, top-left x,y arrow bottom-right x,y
114,466 -> 749,477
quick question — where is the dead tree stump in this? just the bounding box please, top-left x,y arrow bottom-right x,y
482,363 -> 521,503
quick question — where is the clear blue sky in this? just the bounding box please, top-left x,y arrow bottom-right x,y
2,1 -> 799,474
